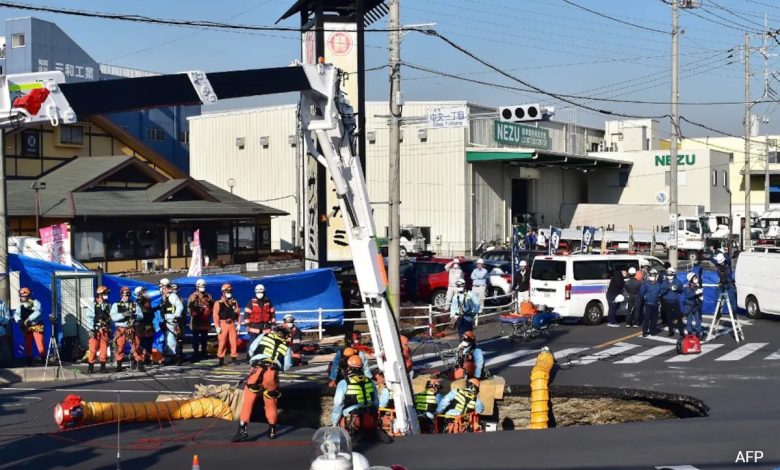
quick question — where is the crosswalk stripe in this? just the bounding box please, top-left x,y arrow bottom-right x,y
511,347 -> 590,367
666,343 -> 724,362
714,342 -> 769,361
614,345 -> 676,364
487,349 -> 537,367
764,349 -> 780,360
297,364 -> 328,373
568,342 -> 640,366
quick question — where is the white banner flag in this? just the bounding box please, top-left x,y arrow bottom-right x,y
187,229 -> 202,277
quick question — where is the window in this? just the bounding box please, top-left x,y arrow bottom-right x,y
59,125 -> 84,146
178,131 -> 189,144
146,128 -> 164,142
769,151 -> 780,164
531,260 -> 566,281
73,232 -> 105,260
723,171 -> 728,187
618,170 -> 629,188
11,33 -> 25,48
609,259 -> 639,274
259,225 -> 271,250
573,260 -> 609,280
729,153 -> 735,163
234,225 -> 256,250
105,230 -> 136,260
177,231 -> 193,257
712,170 -> 717,187
217,229 -> 231,255
136,228 -> 163,259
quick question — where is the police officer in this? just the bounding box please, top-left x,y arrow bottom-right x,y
87,286 -> 112,373
243,284 -> 276,353
714,252 -> 737,314
682,272 -> 705,338
232,325 -> 292,442
454,331 -> 485,380
624,267 -> 642,328
188,279 -> 213,361
514,260 -> 531,302
639,269 -> 664,338
331,355 -> 379,434
133,286 -> 155,371
159,279 -> 184,365
414,378 -> 443,434
450,280 -> 480,337
661,267 -> 685,337
212,283 -> 240,366
13,287 -> 44,366
436,378 -> 484,433
111,286 -> 142,372
606,266 -> 627,327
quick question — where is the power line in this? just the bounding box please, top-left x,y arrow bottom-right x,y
559,0 -> 669,34
706,0 -> 771,30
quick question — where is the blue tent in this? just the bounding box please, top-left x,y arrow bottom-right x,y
675,269 -> 743,315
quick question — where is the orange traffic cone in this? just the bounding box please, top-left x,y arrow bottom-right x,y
192,454 -> 201,470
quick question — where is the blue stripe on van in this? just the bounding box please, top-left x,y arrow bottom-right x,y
571,285 -> 606,295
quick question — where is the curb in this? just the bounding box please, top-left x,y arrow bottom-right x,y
0,366 -> 82,384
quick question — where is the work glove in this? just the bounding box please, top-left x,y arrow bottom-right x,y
23,319 -> 30,327
695,288 -> 704,296
328,380 -> 337,388
216,326 -> 222,335
671,285 -> 677,292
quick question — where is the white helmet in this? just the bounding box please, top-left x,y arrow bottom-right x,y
255,284 -> 266,294
714,253 -> 726,265
686,272 -> 697,283
476,258 -> 484,265
666,267 -> 676,275
639,259 -> 650,267
451,258 -> 460,265
628,267 -> 637,275
284,314 -> 295,324
195,279 -> 206,288
133,286 -> 146,297
520,260 -> 528,267
159,278 -> 171,288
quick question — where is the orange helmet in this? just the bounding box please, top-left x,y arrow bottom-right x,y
18,287 -> 30,297
96,286 -> 109,295
120,286 -> 131,295
343,347 -> 356,358
467,378 -> 480,392
221,283 -> 232,292
347,355 -> 364,369
462,331 -> 476,342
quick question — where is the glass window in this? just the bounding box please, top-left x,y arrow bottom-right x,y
11,33 -> 25,48
609,259 -> 638,274
723,171 -> 728,187
573,260 -> 610,280
177,231 -> 193,257
618,170 -> 629,188
712,170 -> 717,187
258,225 -> 271,250
234,225 -> 256,250
648,258 -> 666,272
531,260 -> 566,281
105,230 -> 135,260
178,131 -> 189,144
146,128 -> 164,142
685,219 -> 700,234
136,228 -> 163,259
217,229 -> 231,255
73,231 -> 104,260
59,125 -> 84,146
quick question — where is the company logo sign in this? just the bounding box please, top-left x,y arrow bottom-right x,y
654,154 -> 696,166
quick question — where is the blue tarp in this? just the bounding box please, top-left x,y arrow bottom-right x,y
8,253 -> 343,357
675,269 -> 743,315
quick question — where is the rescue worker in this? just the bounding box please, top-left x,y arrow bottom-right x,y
639,269 -> 664,338
110,286 -> 143,372
159,278 -> 184,366
624,267 -> 643,328
188,279 -> 213,361
714,252 -> 737,314
232,325 -> 292,442
243,284 -> 275,351
454,331 -> 485,380
212,283 -> 240,366
514,260 -> 531,302
13,287 -> 44,366
87,286 -> 112,373
133,286 -> 155,370
470,259 -> 488,311
331,355 -> 379,437
450,279 -> 480,337
328,346 -> 371,387
436,378 -> 484,433
374,368 -> 398,435
283,314 -> 305,366
682,272 -> 705,338
414,378 -> 443,434
400,334 -> 413,376
606,266 -> 627,327
443,258 -> 463,308
661,267 -> 685,337
0,300 -> 11,367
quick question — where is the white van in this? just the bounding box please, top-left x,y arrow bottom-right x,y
736,249 -> 780,319
530,254 -> 666,325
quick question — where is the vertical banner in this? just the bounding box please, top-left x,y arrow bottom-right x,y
511,227 -> 522,286
581,226 -> 595,254
600,226 -> 608,255
549,226 -> 561,255
39,223 -> 71,266
302,29 -> 319,270
628,224 -> 635,253
187,229 -> 202,277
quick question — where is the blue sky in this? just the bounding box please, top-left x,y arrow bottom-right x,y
1,0 -> 779,137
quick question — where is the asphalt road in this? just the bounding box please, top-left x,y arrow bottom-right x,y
2,314 -> 780,470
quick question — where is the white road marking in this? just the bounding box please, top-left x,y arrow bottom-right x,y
714,342 -> 769,361
511,347 -> 590,367
296,364 -> 328,373
665,343 -> 724,362
486,349 -> 537,367
764,349 -> 780,360
564,342 -> 641,366
615,345 -> 676,364
1,387 -> 192,394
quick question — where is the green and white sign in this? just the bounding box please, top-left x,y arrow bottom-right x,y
494,120 -> 551,150
654,154 -> 696,166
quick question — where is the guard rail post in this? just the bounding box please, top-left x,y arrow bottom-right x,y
427,304 -> 434,339
317,307 -> 323,341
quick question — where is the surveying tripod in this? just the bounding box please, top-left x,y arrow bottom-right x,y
706,289 -> 745,343
43,315 -> 62,379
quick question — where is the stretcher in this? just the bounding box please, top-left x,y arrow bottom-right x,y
499,311 -> 561,341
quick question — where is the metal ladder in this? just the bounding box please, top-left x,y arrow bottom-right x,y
706,290 -> 745,342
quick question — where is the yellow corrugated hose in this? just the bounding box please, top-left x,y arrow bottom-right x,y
78,398 -> 233,426
528,346 -> 554,430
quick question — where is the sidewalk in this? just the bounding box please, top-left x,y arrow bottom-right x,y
0,365 -> 82,384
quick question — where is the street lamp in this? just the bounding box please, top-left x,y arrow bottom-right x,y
227,178 -> 236,194
30,181 -> 46,235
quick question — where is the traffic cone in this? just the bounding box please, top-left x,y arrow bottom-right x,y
192,454 -> 201,470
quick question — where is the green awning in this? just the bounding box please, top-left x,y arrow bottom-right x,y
467,150 -> 534,162
466,149 -> 631,169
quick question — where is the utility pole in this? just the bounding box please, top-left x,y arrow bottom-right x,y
766,138 -> 772,213
745,32 -> 752,250
669,0 -> 679,268
388,0 -> 401,316
0,130 -> 8,305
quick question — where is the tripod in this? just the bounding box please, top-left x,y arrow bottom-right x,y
43,316 -> 63,380
706,289 -> 744,343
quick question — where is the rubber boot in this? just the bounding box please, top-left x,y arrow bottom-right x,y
219,357 -> 225,367
138,362 -> 146,373
175,354 -> 183,366
116,360 -> 124,373
229,357 -> 237,366
268,425 -> 277,440
130,359 -> 137,370
231,423 -> 249,442
87,363 -> 94,374
99,362 -> 107,374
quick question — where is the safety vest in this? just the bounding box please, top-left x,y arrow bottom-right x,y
217,299 -> 238,321
19,300 -> 37,324
94,302 -> 111,329
450,389 -> 477,415
343,375 -> 375,408
258,332 -> 289,369
247,298 -> 274,327
116,301 -> 136,315
415,392 -> 438,414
